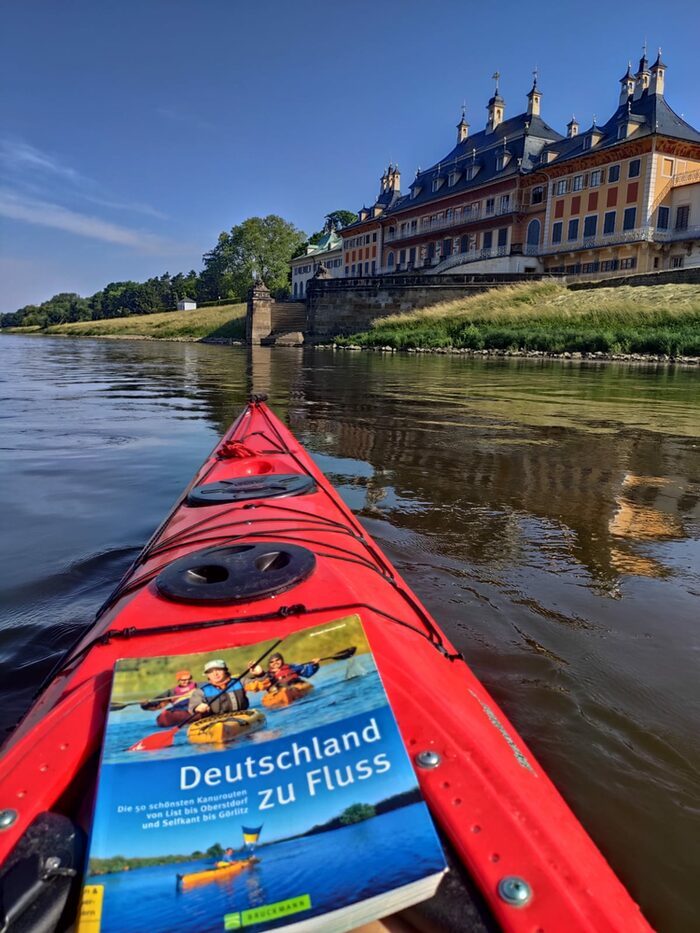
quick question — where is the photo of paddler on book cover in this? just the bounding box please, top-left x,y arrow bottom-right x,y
102,614 -> 382,764
79,615 -> 446,933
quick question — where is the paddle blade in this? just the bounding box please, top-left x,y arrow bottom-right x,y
329,647 -> 357,661
127,727 -> 177,752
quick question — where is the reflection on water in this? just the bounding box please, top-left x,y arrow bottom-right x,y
1,335 -> 698,932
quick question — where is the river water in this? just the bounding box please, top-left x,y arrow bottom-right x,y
1,334 -> 698,931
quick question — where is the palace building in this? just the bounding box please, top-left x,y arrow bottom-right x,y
291,227 -> 343,298
337,53 -> 700,277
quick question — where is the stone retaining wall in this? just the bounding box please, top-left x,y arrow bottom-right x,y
306,273 -> 551,340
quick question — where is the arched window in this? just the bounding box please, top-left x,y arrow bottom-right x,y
526,219 -> 541,247
387,252 -> 395,268
293,282 -> 298,297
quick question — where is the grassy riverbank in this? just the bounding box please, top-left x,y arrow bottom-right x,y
336,282 -> 700,356
6,302 -> 247,341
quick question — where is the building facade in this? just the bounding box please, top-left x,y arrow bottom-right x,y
291,229 -> 343,298
336,53 -> 700,279
535,54 -> 700,274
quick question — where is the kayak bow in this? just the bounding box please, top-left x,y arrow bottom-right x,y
0,398 -> 652,933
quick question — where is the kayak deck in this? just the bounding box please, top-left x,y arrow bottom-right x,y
261,681 -> 314,708
0,399 -> 652,932
187,709 -> 266,744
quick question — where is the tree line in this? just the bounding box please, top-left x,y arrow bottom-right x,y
1,210 -> 356,330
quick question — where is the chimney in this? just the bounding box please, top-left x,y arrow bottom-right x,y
650,49 -> 666,96
566,115 -> 579,138
634,48 -> 650,100
486,72 -> 505,134
386,164 -> 400,192
456,108 -> 469,143
619,62 -> 635,105
526,75 -> 541,117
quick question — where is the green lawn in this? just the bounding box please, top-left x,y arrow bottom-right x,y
26,303 -> 247,341
335,282 -> 700,356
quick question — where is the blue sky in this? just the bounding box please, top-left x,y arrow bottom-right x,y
2,0 -> 699,311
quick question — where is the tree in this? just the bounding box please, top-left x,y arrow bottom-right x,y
338,803 -> 376,826
200,216 -> 306,299
324,210 -> 357,231
206,843 -> 224,859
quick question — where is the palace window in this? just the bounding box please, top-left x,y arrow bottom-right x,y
572,175 -> 583,191
623,207 -> 636,230
410,220 -> 417,233
567,218 -> 579,240
485,198 -> 495,215
552,221 -> 563,244
460,235 -> 469,253
583,136 -> 592,150
672,255 -> 684,268
443,238 -> 453,257
590,170 -> 603,187
448,170 -> 460,186
583,216 -> 598,238
556,179 -> 568,195
608,164 -> 620,182
497,228 -> 508,247
656,206 -> 669,229
619,257 -> 636,269
601,259 -> 619,272
532,186 -> 544,204
483,231 -> 493,249
675,205 -> 690,230
628,159 -> 641,178
387,253 -> 394,268
603,211 -> 616,234
499,194 -> 510,212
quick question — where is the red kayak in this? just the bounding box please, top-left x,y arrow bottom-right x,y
0,397 -> 652,932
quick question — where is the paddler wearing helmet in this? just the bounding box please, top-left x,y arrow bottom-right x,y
188,659 -> 250,716
246,652 -> 320,694
141,670 -> 197,727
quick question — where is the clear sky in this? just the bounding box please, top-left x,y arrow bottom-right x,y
2,0 -> 699,311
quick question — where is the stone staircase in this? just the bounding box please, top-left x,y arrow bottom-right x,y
262,301 -> 308,345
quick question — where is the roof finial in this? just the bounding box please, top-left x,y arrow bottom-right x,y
642,38 -> 647,58
532,65 -> 539,87
492,70 -> 500,94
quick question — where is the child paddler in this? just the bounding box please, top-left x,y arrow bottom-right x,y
141,670 -> 196,727
246,652 -> 320,695
188,659 -> 249,716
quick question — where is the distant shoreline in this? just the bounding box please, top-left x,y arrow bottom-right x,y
4,281 -> 699,364
4,329 -> 697,364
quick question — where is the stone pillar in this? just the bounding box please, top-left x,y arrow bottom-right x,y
246,281 -> 272,345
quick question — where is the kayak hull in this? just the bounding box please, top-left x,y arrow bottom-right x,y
177,857 -> 258,889
0,400 -> 653,933
261,681 -> 313,708
187,709 -> 266,745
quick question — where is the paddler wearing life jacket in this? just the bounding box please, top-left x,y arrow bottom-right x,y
188,660 -> 249,716
247,652 -> 320,694
141,670 -> 196,727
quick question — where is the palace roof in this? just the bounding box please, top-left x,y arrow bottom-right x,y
538,91 -> 700,167
384,111 -> 562,217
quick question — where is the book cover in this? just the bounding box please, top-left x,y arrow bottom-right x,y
77,615 -> 446,933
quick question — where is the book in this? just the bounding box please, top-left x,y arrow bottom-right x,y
77,615 -> 447,932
